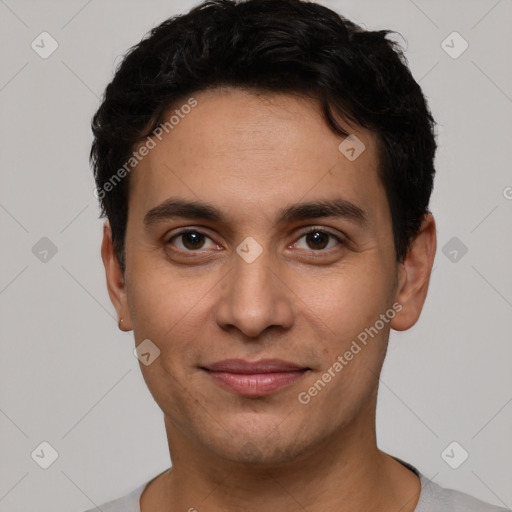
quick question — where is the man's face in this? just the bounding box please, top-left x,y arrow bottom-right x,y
119,88 -> 401,464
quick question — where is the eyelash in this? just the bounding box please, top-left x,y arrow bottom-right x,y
165,227 -> 345,254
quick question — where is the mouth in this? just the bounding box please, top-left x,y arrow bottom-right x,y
201,359 -> 311,397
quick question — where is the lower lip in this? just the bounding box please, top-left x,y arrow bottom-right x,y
205,370 -> 308,396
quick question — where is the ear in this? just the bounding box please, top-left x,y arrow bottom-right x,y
101,221 -> 133,331
391,213 -> 437,331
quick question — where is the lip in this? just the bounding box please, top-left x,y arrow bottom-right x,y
204,358 -> 307,373
202,359 -> 310,396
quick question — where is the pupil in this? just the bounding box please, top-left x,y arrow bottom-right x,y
183,232 -> 204,250
307,231 -> 328,250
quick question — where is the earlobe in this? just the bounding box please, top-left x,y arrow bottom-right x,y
390,213 -> 437,332
101,222 -> 133,331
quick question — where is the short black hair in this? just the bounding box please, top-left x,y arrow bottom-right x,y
90,0 -> 437,271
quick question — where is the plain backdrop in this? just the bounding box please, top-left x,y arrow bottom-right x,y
0,1 -> 511,511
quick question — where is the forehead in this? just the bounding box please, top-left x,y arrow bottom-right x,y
128,88 -> 388,228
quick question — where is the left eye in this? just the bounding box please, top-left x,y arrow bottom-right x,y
294,230 -> 341,251
168,231 -> 218,251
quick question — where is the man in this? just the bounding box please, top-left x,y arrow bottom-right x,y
86,0 -> 510,510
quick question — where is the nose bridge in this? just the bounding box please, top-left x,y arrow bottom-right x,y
234,250 -> 273,304
216,243 -> 293,337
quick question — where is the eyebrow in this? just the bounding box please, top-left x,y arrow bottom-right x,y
143,197 -> 367,226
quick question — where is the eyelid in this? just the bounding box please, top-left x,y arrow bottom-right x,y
299,225 -> 344,238
166,226 -> 213,239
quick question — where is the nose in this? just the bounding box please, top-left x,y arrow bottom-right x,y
214,249 -> 294,339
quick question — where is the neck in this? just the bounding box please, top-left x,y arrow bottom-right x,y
141,398 -> 421,512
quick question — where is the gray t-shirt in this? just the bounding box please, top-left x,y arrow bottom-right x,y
83,458 -> 511,512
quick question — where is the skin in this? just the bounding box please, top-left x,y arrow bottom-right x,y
102,87 -> 436,512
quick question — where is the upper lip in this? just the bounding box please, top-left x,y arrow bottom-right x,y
203,359 -> 309,374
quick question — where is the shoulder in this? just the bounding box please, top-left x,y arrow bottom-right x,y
416,472 -> 511,512
80,481 -> 147,512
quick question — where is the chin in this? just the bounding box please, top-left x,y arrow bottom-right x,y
225,442 -> 303,466
208,427 -> 314,467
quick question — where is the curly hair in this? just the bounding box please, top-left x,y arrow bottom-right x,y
90,0 -> 437,271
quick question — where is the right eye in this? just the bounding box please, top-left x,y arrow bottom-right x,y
166,229 -> 220,253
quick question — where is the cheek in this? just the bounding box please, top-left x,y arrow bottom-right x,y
125,262 -> 222,388
125,249 -> 214,336
298,258 -> 393,341
128,271 -> 214,420
294,263 -> 393,417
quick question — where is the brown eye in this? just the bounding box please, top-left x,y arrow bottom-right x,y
181,232 -> 205,250
305,231 -> 329,250
294,229 -> 342,251
168,230 -> 216,251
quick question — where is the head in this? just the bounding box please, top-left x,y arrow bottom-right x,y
93,0 -> 437,466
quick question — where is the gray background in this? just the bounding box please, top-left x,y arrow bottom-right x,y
0,0 -> 511,511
